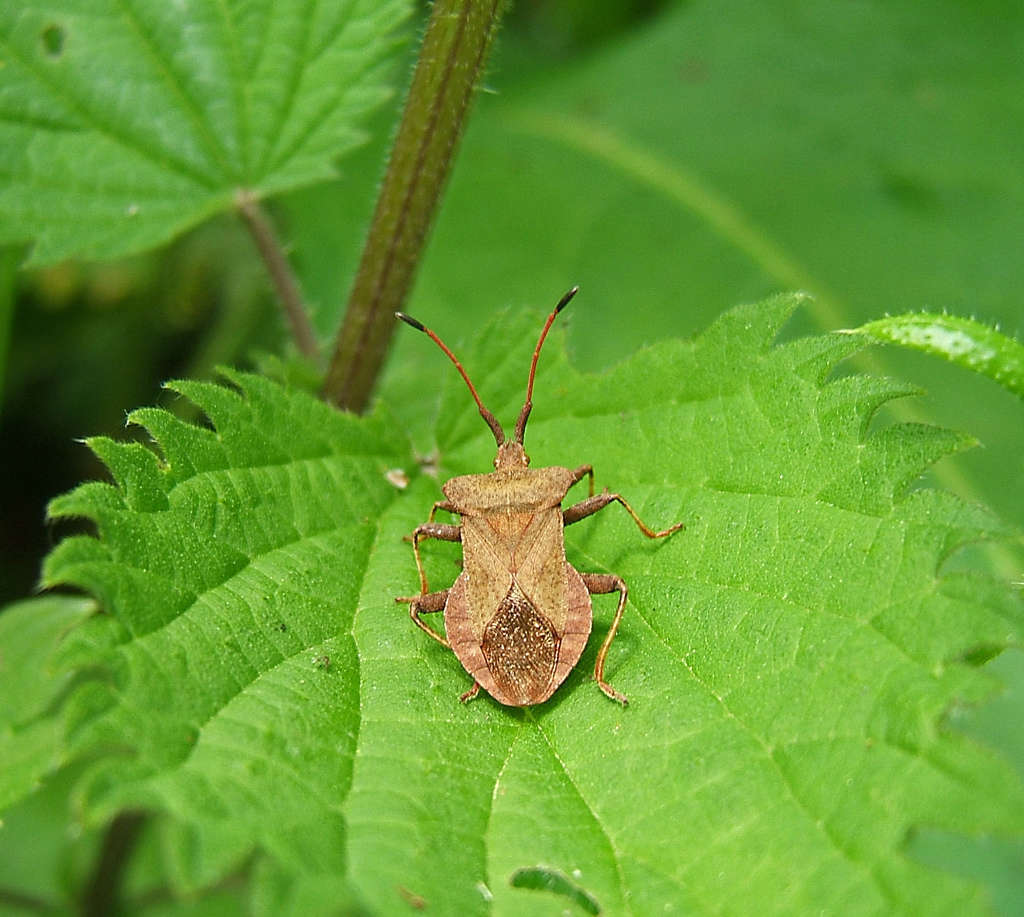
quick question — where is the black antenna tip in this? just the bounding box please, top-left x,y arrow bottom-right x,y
395,312 -> 425,332
555,286 -> 579,313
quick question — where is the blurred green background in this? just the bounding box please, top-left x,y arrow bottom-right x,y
1,0 -> 1022,908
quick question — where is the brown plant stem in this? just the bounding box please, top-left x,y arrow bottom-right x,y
322,0 -> 508,412
236,190 -> 319,360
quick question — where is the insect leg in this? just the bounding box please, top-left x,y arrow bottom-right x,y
460,682 -> 481,703
580,573 -> 630,705
395,588 -> 452,648
401,505 -> 456,541
568,464 -> 595,497
427,500 -> 458,523
563,492 -> 683,538
408,522 -> 461,593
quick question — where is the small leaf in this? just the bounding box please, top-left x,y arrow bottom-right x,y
510,866 -> 601,915
851,313 -> 1024,399
0,0 -> 412,265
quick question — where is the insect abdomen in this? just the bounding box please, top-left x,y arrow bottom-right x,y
480,582 -> 559,705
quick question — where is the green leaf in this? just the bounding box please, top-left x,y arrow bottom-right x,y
0,761 -> 105,911
43,370 -> 408,896
851,313 -> 1024,400
32,297 -> 1024,912
0,594 -> 95,811
509,866 -> 600,915
0,0 -> 411,265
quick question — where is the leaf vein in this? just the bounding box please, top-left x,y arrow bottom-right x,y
112,0 -> 236,181
533,720 -> 634,917
0,29 -> 217,189
254,0 -> 319,178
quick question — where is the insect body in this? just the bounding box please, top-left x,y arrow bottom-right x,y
395,288 -> 683,706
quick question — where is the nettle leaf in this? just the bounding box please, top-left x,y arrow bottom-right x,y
44,369 -> 407,895
0,0 -> 411,265
852,313 -> 1024,400
40,297 -> 1024,913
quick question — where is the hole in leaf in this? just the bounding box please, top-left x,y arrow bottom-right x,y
509,866 -> 601,915
41,23 -> 65,57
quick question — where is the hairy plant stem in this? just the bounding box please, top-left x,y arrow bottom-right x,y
236,190 -> 319,360
322,0 -> 508,412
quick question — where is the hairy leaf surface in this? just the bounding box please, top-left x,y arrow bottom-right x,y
34,297 -> 1024,912
0,0 -> 410,264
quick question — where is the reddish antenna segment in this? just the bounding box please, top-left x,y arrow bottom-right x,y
397,286 -> 578,450
395,312 -> 506,446
512,286 -> 577,444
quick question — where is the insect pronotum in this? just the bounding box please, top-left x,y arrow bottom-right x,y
394,288 -> 683,706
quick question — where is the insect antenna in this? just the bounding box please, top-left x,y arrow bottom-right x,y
512,286 -> 578,444
395,312 -> 506,446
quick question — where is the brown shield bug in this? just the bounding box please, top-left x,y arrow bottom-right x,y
395,288 -> 683,706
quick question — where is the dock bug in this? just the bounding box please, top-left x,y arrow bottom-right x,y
395,288 -> 683,706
